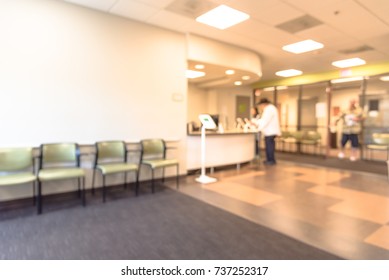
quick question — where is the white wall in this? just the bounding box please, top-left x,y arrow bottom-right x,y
0,0 -> 187,147
0,0 -> 188,200
187,85 -> 252,130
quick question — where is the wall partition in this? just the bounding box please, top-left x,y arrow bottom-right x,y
253,73 -> 389,159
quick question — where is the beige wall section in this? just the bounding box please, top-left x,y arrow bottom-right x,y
187,34 -> 262,75
0,0 -> 188,200
187,85 -> 253,130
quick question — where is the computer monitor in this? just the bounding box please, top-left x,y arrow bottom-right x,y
209,114 -> 219,128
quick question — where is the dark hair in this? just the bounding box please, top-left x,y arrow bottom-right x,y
256,98 -> 271,105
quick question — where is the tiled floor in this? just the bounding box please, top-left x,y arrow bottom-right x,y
178,160 -> 389,259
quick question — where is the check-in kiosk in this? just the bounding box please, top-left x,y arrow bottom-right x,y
195,114 -> 217,184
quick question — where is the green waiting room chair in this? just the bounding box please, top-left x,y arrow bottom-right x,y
92,141 -> 139,202
366,133 -> 389,161
37,143 -> 86,214
0,147 -> 36,206
140,139 -> 179,193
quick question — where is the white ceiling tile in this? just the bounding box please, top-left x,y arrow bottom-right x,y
368,33 -> 389,53
282,0 -> 344,14
296,25 -> 360,51
132,0 -> 175,9
304,0 -> 389,40
229,19 -> 297,47
65,0 -> 117,11
357,0 -> 389,26
110,0 -> 158,21
146,9 -> 195,33
225,0 -> 304,25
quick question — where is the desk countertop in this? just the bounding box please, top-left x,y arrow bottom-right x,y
187,129 -> 258,136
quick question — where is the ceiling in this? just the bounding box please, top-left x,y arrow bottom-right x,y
61,0 -> 389,88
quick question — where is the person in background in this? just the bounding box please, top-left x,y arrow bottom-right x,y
255,98 -> 281,165
335,99 -> 363,161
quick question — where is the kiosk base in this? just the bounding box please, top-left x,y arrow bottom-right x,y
195,175 -> 217,184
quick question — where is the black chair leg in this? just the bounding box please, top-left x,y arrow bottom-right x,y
176,164 -> 179,189
37,181 -> 42,215
102,175 -> 106,203
32,181 -> 36,206
136,169 -> 140,196
151,169 -> 155,193
77,178 -> 81,198
82,177 -> 86,207
91,169 -> 96,195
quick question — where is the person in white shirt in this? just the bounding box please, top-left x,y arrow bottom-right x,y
255,98 -> 281,165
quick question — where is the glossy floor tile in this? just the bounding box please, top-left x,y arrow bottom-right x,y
179,160 -> 389,259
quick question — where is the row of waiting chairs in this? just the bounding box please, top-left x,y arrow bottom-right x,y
0,139 -> 179,214
278,130 -> 322,154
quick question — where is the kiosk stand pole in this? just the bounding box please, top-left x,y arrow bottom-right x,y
195,125 -> 217,184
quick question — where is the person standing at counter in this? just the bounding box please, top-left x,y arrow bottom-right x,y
255,98 -> 281,165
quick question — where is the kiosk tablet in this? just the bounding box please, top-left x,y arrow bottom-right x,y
199,114 -> 217,130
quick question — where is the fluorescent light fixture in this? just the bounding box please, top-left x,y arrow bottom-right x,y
331,76 -> 363,84
186,70 -> 205,79
196,5 -> 250,30
195,64 -> 205,69
263,87 -> 275,92
234,81 -> 242,86
276,86 -> 288,91
225,69 -> 235,75
379,75 -> 389,81
263,86 -> 288,91
275,69 -> 302,77
242,75 -> 250,80
332,58 -> 366,68
282,39 -> 324,54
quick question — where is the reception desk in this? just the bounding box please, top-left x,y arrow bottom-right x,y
187,130 -> 257,170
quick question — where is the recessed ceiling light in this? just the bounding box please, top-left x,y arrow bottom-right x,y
332,58 -> 366,68
195,64 -> 205,69
282,39 -> 324,54
196,5 -> 250,30
242,75 -> 250,80
186,70 -> 205,79
379,75 -> 389,81
234,81 -> 242,86
331,76 -> 364,84
225,69 -> 235,75
275,69 -> 302,77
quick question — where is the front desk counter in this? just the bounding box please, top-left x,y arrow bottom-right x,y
187,129 -> 257,171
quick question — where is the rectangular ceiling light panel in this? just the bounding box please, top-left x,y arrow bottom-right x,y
282,39 -> 324,54
196,5 -> 250,30
275,69 -> 302,77
332,58 -> 366,68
